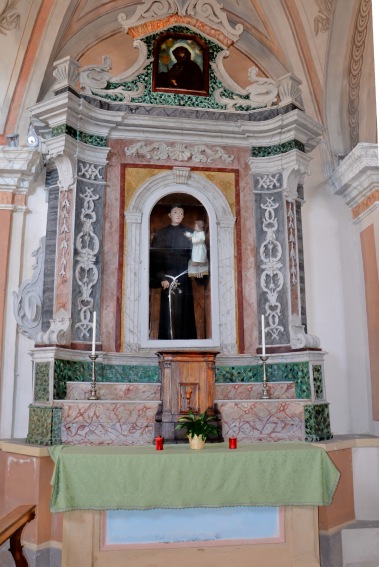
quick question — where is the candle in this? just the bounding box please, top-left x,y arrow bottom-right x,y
155,436 -> 164,450
261,314 -> 266,356
92,311 -> 96,355
229,436 -> 237,449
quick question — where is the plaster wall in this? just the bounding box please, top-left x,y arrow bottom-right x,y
352,446 -> 379,521
1,179 -> 48,439
302,147 -> 370,435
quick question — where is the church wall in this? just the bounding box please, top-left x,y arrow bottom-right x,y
302,148 -> 371,435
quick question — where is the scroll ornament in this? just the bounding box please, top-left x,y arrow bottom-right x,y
289,314 -> 320,349
36,308 -> 71,346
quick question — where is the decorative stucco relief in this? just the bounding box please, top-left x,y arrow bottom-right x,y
118,0 -> 243,44
214,66 -> 278,110
125,142 -> 234,163
314,0 -> 333,35
13,238 -> 45,340
0,0 -> 20,35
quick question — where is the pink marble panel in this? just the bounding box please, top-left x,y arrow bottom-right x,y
217,401 -> 305,443
60,401 -> 161,445
215,382 -> 296,400
66,382 -> 161,401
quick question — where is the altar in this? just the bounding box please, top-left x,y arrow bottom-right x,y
49,441 -> 339,567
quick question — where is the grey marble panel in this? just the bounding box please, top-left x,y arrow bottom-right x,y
71,161 -> 105,343
254,188 -> 290,345
41,171 -> 59,332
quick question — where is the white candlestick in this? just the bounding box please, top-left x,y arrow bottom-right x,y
261,315 -> 266,356
92,311 -> 96,355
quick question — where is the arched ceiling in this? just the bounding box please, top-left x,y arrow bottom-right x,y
0,0 -> 376,159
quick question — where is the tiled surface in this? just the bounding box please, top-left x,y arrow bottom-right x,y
304,403 -> 332,442
27,405 -> 54,445
60,401 -> 161,445
215,362 -> 311,399
34,362 -> 51,402
216,400 -> 305,442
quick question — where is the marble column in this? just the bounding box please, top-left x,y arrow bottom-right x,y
249,149 -> 318,352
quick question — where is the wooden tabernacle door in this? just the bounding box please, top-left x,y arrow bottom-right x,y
156,351 -> 222,442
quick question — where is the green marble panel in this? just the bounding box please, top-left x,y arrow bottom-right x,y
216,362 -> 311,399
34,362 -> 51,402
52,407 -> 62,445
251,140 -> 305,157
304,403 -> 332,442
102,364 -> 159,383
313,365 -> 324,400
53,359 -> 160,400
26,405 -> 54,446
51,124 -> 107,147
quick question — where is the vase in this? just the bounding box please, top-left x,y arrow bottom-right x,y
188,434 -> 205,450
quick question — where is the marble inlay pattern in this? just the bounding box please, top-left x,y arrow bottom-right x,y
34,362 -> 51,402
67,382 -> 161,401
304,403 -> 332,442
215,382 -> 296,400
216,362 -> 311,399
26,406 -> 54,445
60,401 -> 161,445
54,360 -> 160,400
312,365 -> 324,400
216,400 -> 304,442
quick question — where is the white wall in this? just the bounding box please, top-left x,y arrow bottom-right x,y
302,147 -> 372,435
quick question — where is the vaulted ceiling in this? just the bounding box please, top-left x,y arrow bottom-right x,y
0,0 -> 376,162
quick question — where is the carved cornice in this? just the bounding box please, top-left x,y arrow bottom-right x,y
329,143 -> 379,215
0,148 -> 43,204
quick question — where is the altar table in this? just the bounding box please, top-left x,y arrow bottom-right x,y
49,442 -> 339,512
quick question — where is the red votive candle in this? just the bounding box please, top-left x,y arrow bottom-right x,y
155,436 -> 164,450
229,436 -> 237,449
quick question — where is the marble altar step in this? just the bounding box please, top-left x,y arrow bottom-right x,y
215,382 -> 296,400
66,382 -> 161,401
60,383 -> 162,446
60,382 -> 329,445
215,399 -> 327,443
59,400 -> 161,446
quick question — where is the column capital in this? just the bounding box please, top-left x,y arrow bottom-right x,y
249,150 -> 311,202
0,147 -> 43,209
328,143 -> 379,222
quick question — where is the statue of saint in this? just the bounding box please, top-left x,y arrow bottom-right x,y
150,205 -> 197,340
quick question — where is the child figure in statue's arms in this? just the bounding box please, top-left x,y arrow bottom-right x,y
184,220 -> 209,278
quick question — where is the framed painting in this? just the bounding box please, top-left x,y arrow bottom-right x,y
152,32 -> 209,97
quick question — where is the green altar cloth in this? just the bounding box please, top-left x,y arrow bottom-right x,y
48,442 -> 340,513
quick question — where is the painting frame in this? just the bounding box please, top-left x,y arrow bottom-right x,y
152,32 -> 209,97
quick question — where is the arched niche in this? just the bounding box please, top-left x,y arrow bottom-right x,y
123,168 -> 237,354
